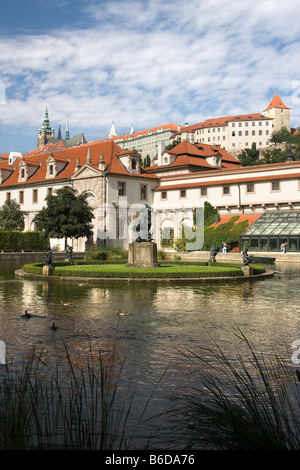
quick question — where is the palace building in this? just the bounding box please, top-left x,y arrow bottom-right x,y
0,94 -> 299,253
174,93 -> 291,157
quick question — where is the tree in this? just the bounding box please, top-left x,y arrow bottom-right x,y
0,199 -> 25,231
33,187 -> 95,250
270,126 -> 292,145
164,138 -> 181,150
204,201 -> 219,227
238,143 -> 259,166
143,155 -> 151,168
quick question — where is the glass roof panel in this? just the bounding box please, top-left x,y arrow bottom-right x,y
242,211 -> 300,236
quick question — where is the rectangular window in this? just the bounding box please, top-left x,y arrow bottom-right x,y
245,130 -> 249,136
161,191 -> 167,200
19,191 -> 24,204
245,122 -> 248,127
252,130 -> 255,136
47,187 -> 53,196
259,121 -> 262,126
252,122 -> 255,126
222,186 -> 230,195
259,130 -> 262,135
246,183 -> 255,193
118,182 -> 126,197
200,187 -> 208,197
6,192 -> 11,202
232,131 -> 235,136
180,189 -> 187,198
239,131 -> 242,136
271,181 -> 280,191
140,184 -> 147,200
32,189 -> 38,203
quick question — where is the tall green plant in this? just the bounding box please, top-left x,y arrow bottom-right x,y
172,331 -> 300,450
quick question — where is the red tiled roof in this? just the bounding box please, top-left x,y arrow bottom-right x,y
26,140 -> 68,156
154,171 -> 300,191
176,113 -> 271,135
0,140 -> 158,188
263,93 -> 290,112
210,213 -> 262,227
145,141 -> 240,173
105,123 -> 179,141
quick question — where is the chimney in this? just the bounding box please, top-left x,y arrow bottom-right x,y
157,141 -> 165,166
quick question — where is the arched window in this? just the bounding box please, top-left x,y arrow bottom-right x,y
21,168 -> 25,179
49,164 -> 53,175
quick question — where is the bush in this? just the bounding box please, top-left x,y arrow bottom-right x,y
0,231 -> 49,252
85,247 -> 128,261
201,216 -> 250,251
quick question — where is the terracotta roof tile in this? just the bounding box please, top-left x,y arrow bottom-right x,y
176,113 -> 271,135
0,140 -> 158,188
210,213 -> 262,227
145,141 -> 240,173
263,93 -> 290,112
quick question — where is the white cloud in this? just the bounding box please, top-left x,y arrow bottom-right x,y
0,0 -> 299,153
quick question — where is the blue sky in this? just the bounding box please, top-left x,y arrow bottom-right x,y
0,0 -> 299,155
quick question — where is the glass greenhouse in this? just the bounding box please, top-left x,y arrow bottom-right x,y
240,211 -> 300,252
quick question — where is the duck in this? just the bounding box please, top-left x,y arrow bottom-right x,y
51,322 -> 57,331
116,309 -> 130,316
61,301 -> 71,306
22,310 -> 31,318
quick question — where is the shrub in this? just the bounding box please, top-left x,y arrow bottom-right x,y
0,231 -> 49,252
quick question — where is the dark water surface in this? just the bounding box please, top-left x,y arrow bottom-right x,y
0,259 -> 299,448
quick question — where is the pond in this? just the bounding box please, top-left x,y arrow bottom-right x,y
0,258 -> 300,449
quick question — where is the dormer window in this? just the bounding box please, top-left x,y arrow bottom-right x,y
49,164 -> 54,175
18,162 -> 28,182
132,159 -> 136,170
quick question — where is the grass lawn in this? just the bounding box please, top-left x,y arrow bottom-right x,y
51,263 -> 244,278
22,261 -> 266,279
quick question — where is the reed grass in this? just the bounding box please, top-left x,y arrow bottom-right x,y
0,344 -> 136,450
171,330 -> 300,450
1,332 -> 299,450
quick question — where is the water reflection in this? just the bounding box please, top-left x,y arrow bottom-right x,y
1,259 -> 300,447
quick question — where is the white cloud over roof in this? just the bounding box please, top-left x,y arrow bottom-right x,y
0,0 -> 299,154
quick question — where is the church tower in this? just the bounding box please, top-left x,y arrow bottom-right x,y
37,106 -> 55,148
262,92 -> 291,133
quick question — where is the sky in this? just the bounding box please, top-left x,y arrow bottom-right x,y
0,0 -> 299,155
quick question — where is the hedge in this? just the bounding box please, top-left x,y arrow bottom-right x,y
22,260 -> 265,279
0,231 -> 49,252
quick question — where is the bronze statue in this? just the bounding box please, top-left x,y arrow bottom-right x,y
44,245 -> 53,266
242,247 -> 254,266
210,244 -> 218,262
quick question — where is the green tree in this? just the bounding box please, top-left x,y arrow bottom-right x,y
259,147 -> 286,164
204,201 -> 219,227
0,199 -> 25,231
143,155 -> 151,168
164,138 -> 181,150
270,126 -> 292,145
33,187 -> 94,250
238,143 -> 259,166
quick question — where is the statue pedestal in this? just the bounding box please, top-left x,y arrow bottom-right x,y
43,265 -> 54,276
242,265 -> 253,276
127,241 -> 160,268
